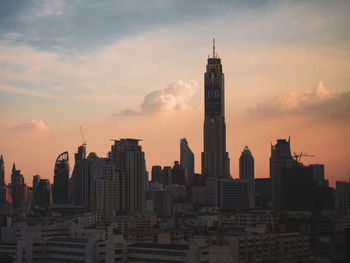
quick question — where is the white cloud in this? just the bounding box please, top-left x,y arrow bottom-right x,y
12,120 -> 49,132
247,81 -> 350,119
116,80 -> 198,116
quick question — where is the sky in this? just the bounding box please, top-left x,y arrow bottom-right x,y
0,0 -> 349,186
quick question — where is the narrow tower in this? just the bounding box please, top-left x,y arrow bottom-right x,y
239,146 -> 255,208
201,39 -> 230,178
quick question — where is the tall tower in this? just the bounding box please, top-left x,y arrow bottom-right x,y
180,138 -> 194,185
239,146 -> 255,208
202,39 -> 230,178
53,152 -> 69,204
0,155 -> 6,201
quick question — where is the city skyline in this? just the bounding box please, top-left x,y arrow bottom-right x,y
0,1 -> 350,186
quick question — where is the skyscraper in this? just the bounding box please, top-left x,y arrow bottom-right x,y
11,163 -> 27,209
151,165 -> 162,183
239,146 -> 255,208
270,138 -> 297,210
53,152 -> 69,204
109,138 -> 146,215
201,39 -> 230,178
0,155 -> 5,201
34,179 -> 52,208
72,145 -> 90,206
180,138 -> 194,185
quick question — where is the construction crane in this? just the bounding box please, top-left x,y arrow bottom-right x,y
293,151 -> 315,163
80,126 -> 87,146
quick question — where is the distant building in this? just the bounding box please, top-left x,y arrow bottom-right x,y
53,152 -> 69,204
270,138 -> 298,210
34,179 -> 51,208
310,164 -> 328,187
171,161 -> 187,185
151,165 -> 162,183
180,138 -> 194,185
255,178 -> 271,209
336,181 -> 350,215
0,155 -> 6,201
239,146 -> 255,208
72,145 -> 90,206
217,178 -> 248,211
161,166 -> 172,185
202,40 -> 230,178
109,139 -> 146,215
10,163 -> 27,209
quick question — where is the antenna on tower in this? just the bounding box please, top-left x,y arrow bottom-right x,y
213,38 -> 215,58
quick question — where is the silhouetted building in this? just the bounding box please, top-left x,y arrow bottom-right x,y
161,166 -> 172,185
171,161 -> 187,185
239,146 -> 255,208
255,178 -> 271,209
72,145 -> 90,206
336,181 -> 350,215
0,155 -> 6,201
202,39 -> 230,178
109,138 -> 145,215
270,138 -> 297,210
151,165 -> 162,183
217,178 -> 248,210
53,152 -> 69,204
310,164 -> 328,187
280,166 -> 314,211
34,179 -> 51,208
180,138 -> 194,185
10,163 -> 27,209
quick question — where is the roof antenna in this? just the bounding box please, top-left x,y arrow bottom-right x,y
213,38 -> 215,58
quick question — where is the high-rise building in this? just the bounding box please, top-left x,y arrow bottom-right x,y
10,163 -> 27,209
151,165 -> 162,183
217,178 -> 249,210
202,39 -> 230,178
109,138 -> 145,215
180,138 -> 194,185
0,155 -> 6,201
71,145 -> 90,206
309,164 -> 328,187
171,161 -> 187,185
270,138 -> 297,210
162,166 -> 172,185
53,152 -> 69,204
34,179 -> 52,208
239,146 -> 255,208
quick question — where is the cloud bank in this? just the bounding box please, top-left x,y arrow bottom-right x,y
116,80 -> 198,116
247,82 -> 350,119
12,120 -> 49,132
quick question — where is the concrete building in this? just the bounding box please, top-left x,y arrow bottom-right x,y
171,161 -> 187,185
270,138 -> 298,210
336,181 -> 350,215
10,163 -> 27,209
202,39 -> 230,179
109,138 -> 146,215
151,165 -> 162,183
239,146 -> 255,208
217,178 -> 249,211
33,179 -> 51,208
72,145 -> 90,206
52,151 -> 69,204
180,138 -> 194,185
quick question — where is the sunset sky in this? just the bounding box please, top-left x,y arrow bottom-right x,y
0,0 -> 349,186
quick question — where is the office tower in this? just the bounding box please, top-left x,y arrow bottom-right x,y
11,163 -> 26,209
309,164 -> 328,186
34,179 -> 51,208
202,39 -> 230,178
217,178 -> 248,210
151,165 -> 162,183
171,161 -> 187,185
280,166 -> 314,211
109,138 -> 145,215
0,155 -> 5,201
180,138 -> 194,185
239,146 -> 255,208
32,174 -> 41,206
255,178 -> 271,209
270,138 -> 297,210
53,152 -> 69,204
72,145 -> 90,206
336,181 -> 350,215
162,166 -> 172,185
94,158 -> 119,219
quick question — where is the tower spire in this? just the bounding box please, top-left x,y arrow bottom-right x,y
213,38 -> 215,58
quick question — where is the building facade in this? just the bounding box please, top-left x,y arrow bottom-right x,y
180,138 -> 194,185
52,151 -> 69,204
239,146 -> 255,208
201,40 -> 230,178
